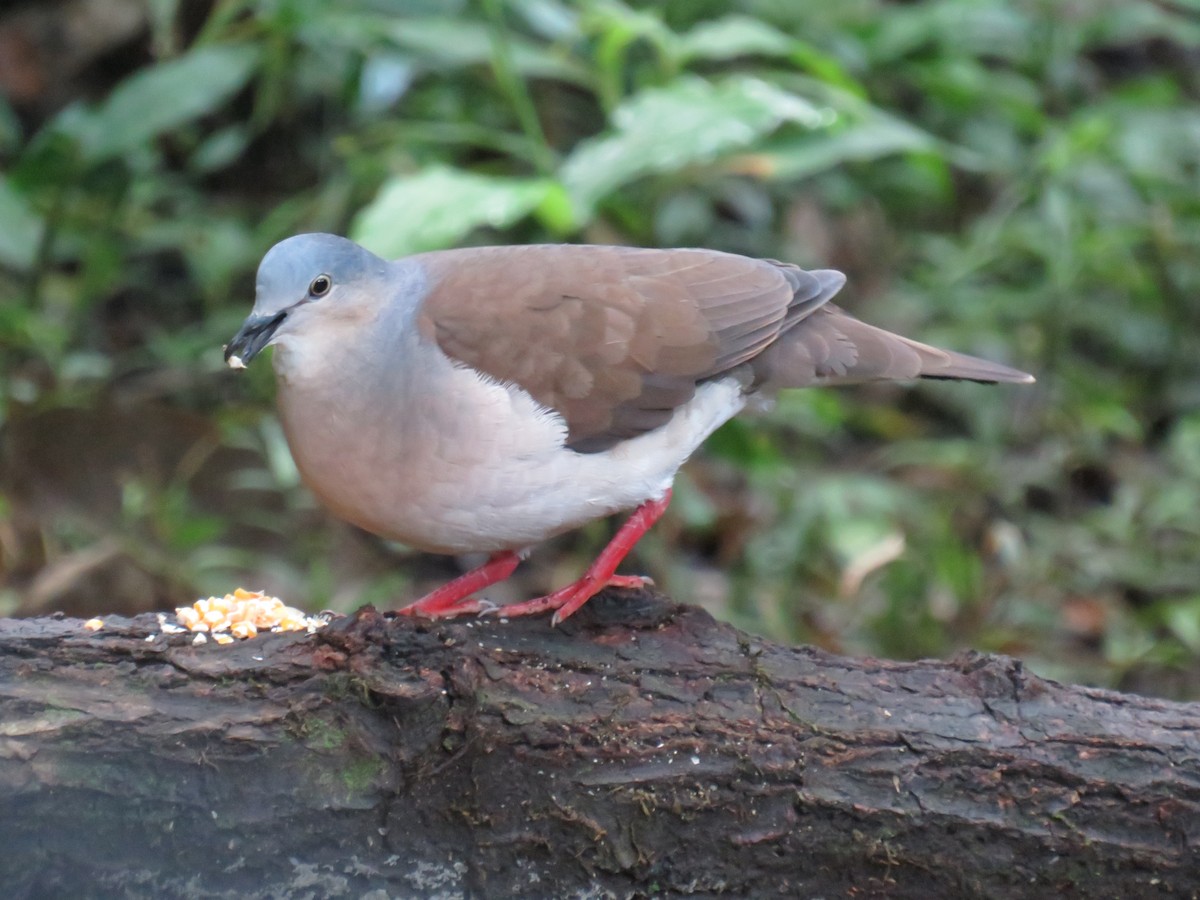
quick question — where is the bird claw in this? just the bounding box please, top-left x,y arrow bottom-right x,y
473,597 -> 502,617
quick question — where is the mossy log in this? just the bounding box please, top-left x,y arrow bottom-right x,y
2,592 -> 1198,899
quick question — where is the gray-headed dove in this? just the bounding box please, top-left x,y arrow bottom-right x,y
226,234 -> 1033,624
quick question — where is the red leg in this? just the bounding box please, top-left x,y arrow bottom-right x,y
397,550 -> 521,618
496,489 -> 672,626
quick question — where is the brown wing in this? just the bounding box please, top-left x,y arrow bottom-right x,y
413,244 -> 836,452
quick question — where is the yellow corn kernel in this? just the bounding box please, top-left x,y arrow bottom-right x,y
230,621 -> 257,639
253,609 -> 281,628
175,607 -> 201,628
84,618 -> 104,631
213,633 -> 234,645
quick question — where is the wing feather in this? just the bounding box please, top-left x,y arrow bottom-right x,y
415,244 -> 813,451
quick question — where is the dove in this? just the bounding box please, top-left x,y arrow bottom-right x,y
226,234 -> 1032,624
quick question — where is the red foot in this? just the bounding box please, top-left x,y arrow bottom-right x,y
396,550 -> 520,618
494,490 -> 672,626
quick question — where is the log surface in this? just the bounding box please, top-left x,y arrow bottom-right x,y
2,592 -> 1198,899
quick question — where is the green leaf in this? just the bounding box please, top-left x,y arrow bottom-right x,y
677,17 -> 862,94
534,181 -> 578,236
1163,598 -> 1200,654
733,115 -> 940,181
561,75 -> 828,213
0,176 -> 44,271
374,16 -> 583,82
64,43 -> 259,164
350,167 -> 554,258
676,16 -> 794,62
1168,413 -> 1200,478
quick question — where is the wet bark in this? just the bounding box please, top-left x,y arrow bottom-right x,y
2,591 -> 1198,899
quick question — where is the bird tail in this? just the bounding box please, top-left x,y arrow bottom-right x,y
893,330 -> 1036,385
755,305 -> 1035,389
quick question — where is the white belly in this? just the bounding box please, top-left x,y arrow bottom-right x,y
275,343 -> 746,554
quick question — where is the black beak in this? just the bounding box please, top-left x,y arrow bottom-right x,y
224,311 -> 287,367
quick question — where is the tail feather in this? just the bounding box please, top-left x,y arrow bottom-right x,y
902,335 -> 1036,385
755,305 -> 1035,389
916,356 -> 1036,384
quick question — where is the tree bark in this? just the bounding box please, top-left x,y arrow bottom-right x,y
1,592 -> 1198,899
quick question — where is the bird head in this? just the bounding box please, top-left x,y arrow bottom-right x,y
225,233 -> 389,368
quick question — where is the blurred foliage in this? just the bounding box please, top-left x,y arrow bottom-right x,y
1,0 -> 1199,697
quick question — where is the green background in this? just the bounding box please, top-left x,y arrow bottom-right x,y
2,0 -> 1199,697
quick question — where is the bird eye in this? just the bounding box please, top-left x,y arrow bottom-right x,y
309,274 -> 332,297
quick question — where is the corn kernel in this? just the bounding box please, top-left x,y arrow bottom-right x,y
213,633 -> 234,645
230,621 -> 257,639
84,618 -> 104,631
170,587 -> 325,640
